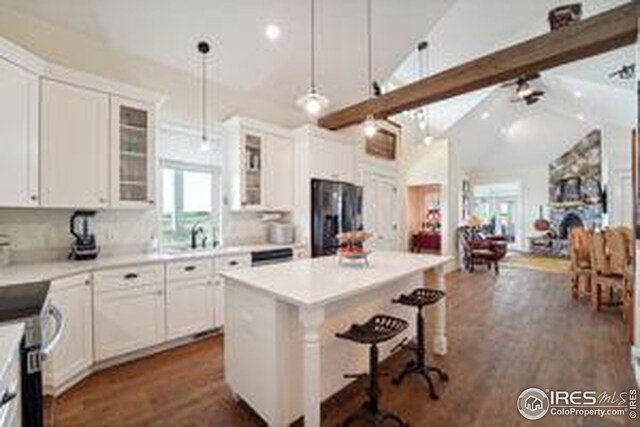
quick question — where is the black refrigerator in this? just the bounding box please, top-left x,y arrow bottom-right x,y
311,179 -> 363,257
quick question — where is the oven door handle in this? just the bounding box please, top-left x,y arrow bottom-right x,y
41,305 -> 64,361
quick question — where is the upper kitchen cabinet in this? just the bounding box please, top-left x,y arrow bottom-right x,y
110,96 -> 157,208
40,79 -> 110,209
294,125 -> 356,184
224,117 -> 293,212
0,40 -> 44,207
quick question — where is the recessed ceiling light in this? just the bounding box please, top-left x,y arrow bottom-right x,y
265,24 -> 281,41
573,90 -> 582,98
576,113 -> 585,121
481,112 -> 490,120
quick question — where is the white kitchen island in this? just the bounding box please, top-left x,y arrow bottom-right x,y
220,251 -> 451,427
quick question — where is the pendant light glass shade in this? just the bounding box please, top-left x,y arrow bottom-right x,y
297,87 -> 329,116
363,114 -> 377,138
298,0 -> 329,116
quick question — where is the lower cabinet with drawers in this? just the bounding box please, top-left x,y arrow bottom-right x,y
212,254 -> 252,329
93,264 -> 166,361
165,258 -> 214,340
43,248 -> 295,396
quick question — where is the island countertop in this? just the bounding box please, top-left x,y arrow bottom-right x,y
220,250 -> 452,307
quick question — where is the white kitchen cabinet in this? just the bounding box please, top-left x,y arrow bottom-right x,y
165,259 -> 214,339
93,265 -> 165,361
262,133 -> 294,211
308,135 -> 356,183
212,253 -> 251,328
44,274 -> 92,393
292,125 -> 357,248
40,79 -> 110,208
0,58 -> 39,207
110,96 -> 157,209
224,117 -> 294,211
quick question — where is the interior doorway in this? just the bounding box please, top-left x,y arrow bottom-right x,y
471,181 -> 523,250
408,184 -> 443,254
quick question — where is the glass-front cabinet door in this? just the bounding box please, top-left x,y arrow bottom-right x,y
240,131 -> 262,208
110,96 -> 156,208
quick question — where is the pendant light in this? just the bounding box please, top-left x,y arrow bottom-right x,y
362,0 -> 377,138
197,40 -> 211,151
417,41 -> 433,146
297,0 -> 329,116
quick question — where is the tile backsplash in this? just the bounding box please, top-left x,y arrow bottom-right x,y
0,207 -> 278,264
0,208 -> 157,263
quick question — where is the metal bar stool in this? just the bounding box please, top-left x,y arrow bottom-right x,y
392,288 -> 448,399
336,314 -> 410,427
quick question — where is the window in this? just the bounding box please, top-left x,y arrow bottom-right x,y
159,125 -> 222,249
472,182 -> 522,246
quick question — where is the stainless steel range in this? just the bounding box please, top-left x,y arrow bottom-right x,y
0,281 -> 63,427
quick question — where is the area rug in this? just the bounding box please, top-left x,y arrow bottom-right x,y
503,253 -> 570,274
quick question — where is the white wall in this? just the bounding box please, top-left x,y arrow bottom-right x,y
602,123 -> 634,227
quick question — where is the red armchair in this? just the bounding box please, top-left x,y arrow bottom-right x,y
458,226 -> 508,274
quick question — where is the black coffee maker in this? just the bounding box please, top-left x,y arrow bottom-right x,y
69,210 -> 99,260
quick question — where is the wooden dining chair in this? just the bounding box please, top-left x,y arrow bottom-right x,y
569,227 -> 592,298
608,227 -> 635,313
590,229 -> 630,312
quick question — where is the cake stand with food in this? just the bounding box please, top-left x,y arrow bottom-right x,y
338,231 -> 373,267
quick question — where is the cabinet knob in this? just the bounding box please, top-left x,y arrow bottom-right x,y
30,195 -> 38,201
85,279 -> 91,286
99,197 -> 107,204
156,290 -> 163,296
148,200 -> 155,205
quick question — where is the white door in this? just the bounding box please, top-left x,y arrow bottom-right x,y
362,172 -> 398,250
40,79 -> 109,208
94,286 -> 165,361
0,58 -> 39,206
262,133 -> 294,211
45,274 -> 93,390
166,279 -> 215,339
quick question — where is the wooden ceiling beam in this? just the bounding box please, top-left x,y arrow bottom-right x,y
318,2 -> 639,130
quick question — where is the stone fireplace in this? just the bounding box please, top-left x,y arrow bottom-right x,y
543,130 -> 603,256
558,212 -> 583,239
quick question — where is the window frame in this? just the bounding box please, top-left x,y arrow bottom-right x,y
158,158 -> 222,250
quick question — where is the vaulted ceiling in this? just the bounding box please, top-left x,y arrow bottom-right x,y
445,47 -> 636,173
0,0 -> 455,111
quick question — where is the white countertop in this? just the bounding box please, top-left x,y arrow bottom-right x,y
0,322 -> 23,382
221,250 -> 452,307
0,243 -> 303,287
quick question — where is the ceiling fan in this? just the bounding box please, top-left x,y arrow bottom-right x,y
502,73 -> 545,105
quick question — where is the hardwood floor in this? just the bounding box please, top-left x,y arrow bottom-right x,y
47,267 -> 636,427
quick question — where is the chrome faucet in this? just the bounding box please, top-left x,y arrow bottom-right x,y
190,224 -> 207,249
